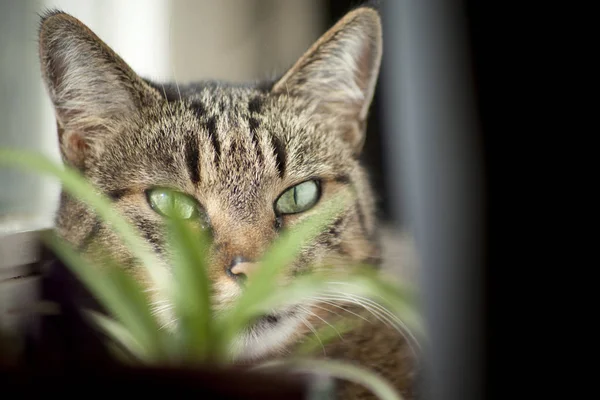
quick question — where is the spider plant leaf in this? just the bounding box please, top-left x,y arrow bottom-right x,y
43,232 -> 166,361
254,359 -> 404,400
165,218 -> 212,363
0,148 -> 171,298
86,310 -> 148,363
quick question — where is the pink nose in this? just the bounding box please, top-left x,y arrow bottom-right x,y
226,256 -> 259,283
230,262 -> 259,277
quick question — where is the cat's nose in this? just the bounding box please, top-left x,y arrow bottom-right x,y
226,256 -> 259,283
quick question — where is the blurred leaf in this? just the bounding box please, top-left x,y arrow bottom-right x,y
105,341 -> 139,366
43,232 -> 166,361
255,359 -> 404,400
0,148 -> 171,298
86,310 -> 147,363
166,218 -> 212,363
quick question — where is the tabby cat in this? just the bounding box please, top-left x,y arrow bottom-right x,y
38,4 -> 418,399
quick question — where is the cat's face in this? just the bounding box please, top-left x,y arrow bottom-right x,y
39,6 -> 382,361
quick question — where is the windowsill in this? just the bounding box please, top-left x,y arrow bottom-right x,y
0,213 -> 54,236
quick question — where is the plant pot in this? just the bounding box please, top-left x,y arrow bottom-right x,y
0,363 -> 325,398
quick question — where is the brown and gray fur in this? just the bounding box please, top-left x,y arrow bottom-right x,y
38,4 -> 419,399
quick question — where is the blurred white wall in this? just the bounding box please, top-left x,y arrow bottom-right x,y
0,0 -> 324,233
0,0 -> 61,232
169,0 -> 324,83
43,0 -> 172,79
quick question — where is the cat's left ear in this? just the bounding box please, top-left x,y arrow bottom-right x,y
271,6 -> 382,154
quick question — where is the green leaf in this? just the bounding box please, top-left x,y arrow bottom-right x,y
0,148 -> 171,298
43,232 -> 166,361
254,359 -> 404,400
86,310 -> 147,363
165,218 -> 212,363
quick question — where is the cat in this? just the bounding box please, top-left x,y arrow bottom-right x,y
38,3 -> 419,399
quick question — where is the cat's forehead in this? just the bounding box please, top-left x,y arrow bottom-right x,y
149,81 -> 271,117
183,83 -> 267,116
92,83 -> 354,197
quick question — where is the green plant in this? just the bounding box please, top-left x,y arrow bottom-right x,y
1,148 -> 423,400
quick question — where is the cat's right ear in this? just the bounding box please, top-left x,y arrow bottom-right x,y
38,10 -> 161,168
271,6 -> 382,155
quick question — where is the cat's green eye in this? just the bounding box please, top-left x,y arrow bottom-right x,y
275,180 -> 321,215
146,188 -> 199,220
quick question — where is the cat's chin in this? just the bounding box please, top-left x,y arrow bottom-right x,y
152,302 -> 303,362
231,311 -> 304,363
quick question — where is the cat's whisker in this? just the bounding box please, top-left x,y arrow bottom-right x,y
150,299 -> 175,318
319,291 -> 420,357
334,292 -> 414,332
321,292 -> 398,329
151,308 -> 173,318
149,300 -> 170,309
326,281 -> 394,303
323,289 -> 411,333
298,305 -> 344,341
149,298 -> 171,305
167,12 -> 182,103
305,301 -> 344,319
149,298 -> 170,304
325,280 -> 412,314
305,297 -> 371,323
174,79 -> 182,103
326,290 -> 404,325
159,83 -> 176,119
323,295 -> 405,345
323,280 -> 400,312
152,304 -> 171,314
339,293 -> 422,353
319,293 -> 389,328
158,317 -> 177,331
150,303 -> 173,313
298,315 -> 326,356
305,294 -> 418,355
